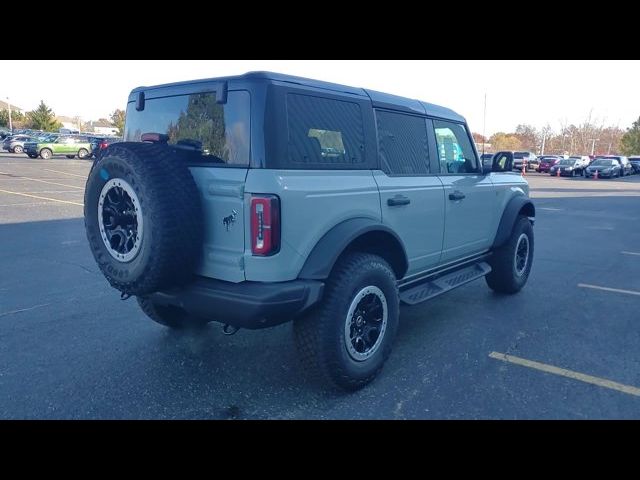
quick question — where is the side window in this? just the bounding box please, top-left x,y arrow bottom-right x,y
287,93 -> 364,166
375,110 -> 429,175
433,120 -> 478,174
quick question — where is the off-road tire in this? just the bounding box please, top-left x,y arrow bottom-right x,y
294,252 -> 400,391
486,215 -> 534,294
84,142 -> 203,296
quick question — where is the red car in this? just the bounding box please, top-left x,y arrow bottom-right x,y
537,155 -> 562,173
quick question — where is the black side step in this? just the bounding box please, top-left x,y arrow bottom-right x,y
399,262 -> 491,305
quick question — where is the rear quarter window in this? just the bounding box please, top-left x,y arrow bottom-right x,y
286,93 -> 365,167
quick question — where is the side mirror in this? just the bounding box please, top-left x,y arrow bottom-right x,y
492,151 -> 514,172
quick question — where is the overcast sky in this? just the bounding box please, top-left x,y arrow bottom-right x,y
2,60 -> 639,135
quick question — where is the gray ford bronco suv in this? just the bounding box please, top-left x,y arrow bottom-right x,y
84,72 -> 534,390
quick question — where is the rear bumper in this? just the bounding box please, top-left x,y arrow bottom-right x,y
149,277 -> 324,330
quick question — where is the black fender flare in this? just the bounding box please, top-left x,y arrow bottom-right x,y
298,218 -> 409,280
492,196 -> 535,248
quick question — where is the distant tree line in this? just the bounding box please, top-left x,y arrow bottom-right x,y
474,112 -> 640,157
0,101 -> 126,136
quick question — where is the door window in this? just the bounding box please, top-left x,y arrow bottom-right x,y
433,120 -> 478,174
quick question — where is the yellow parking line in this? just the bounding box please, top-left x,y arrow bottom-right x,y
0,171 -> 84,190
578,283 -> 640,297
0,188 -> 84,206
489,351 -> 640,397
621,251 -> 640,257
41,168 -> 88,178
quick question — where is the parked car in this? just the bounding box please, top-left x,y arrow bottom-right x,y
552,157 -> 588,177
23,134 -> 61,158
89,136 -> 122,159
83,71 -> 536,391
23,134 -> 92,159
593,155 -> 632,177
537,155 -> 561,173
584,158 -> 622,178
2,135 -> 36,153
0,129 -> 12,140
628,156 -> 640,174
513,151 -> 539,171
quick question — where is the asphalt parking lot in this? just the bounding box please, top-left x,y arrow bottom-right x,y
1,153 -> 639,419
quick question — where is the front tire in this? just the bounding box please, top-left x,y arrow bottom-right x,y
294,253 -> 399,391
13,145 -> 23,154
137,297 -> 207,330
78,148 -> 89,159
40,148 -> 52,159
486,216 -> 534,294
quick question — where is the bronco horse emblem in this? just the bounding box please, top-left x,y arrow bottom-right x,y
223,210 -> 238,231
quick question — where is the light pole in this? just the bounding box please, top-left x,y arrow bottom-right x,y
540,131 -> 547,155
589,138 -> 599,156
7,97 -> 12,132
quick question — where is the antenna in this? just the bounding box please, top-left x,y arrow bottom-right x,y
482,92 -> 487,156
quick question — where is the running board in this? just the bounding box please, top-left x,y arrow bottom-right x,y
399,262 -> 491,305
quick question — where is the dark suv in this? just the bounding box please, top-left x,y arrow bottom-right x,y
83,72 -> 535,390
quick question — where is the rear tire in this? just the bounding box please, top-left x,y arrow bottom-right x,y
78,148 -> 89,159
486,216 -> 534,294
137,296 -> 208,329
294,252 -> 399,391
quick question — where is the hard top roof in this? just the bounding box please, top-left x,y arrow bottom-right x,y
129,71 -> 465,122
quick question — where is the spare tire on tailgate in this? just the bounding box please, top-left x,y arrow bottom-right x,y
84,142 -> 203,296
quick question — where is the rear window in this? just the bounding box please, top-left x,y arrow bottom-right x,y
514,152 -> 529,158
286,93 -> 365,166
124,90 -> 250,166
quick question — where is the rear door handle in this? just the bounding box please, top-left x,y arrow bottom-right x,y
387,195 -> 411,207
448,191 -> 466,201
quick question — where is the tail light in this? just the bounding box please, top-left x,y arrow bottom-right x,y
99,141 -> 108,149
250,195 -> 280,256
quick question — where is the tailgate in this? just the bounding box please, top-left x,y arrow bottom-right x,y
189,167 -> 249,283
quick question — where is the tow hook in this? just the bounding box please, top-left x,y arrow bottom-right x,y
222,324 -> 239,335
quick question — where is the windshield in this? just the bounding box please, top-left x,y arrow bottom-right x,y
591,160 -> 615,166
559,159 -> 574,165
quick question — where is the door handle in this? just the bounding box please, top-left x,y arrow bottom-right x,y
387,195 -> 411,207
448,191 -> 466,201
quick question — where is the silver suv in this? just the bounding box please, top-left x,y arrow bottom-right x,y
84,72 -> 535,390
